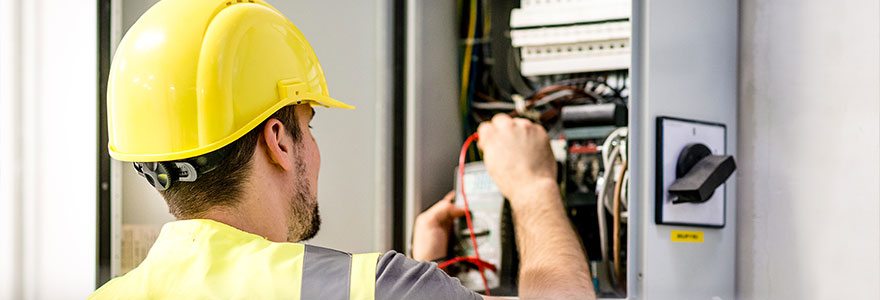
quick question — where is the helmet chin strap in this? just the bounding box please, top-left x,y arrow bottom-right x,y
133,147 -> 231,191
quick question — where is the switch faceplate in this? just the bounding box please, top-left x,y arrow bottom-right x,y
656,117 -> 727,227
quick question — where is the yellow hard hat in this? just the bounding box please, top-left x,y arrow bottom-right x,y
108,0 -> 354,162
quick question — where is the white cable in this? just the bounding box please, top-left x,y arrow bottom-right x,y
470,90 -> 574,111
597,143 -> 615,263
595,165 -> 609,262
604,128 -> 628,213
597,146 -> 621,263
615,129 -> 629,211
512,94 -> 526,115
602,147 -> 621,214
471,102 -> 515,110
601,128 -> 627,213
532,89 -> 574,107
601,127 -> 627,164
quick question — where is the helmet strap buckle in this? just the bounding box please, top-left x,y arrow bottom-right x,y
132,147 -> 231,191
133,162 -> 174,191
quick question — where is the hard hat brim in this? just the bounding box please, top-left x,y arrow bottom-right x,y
301,93 -> 356,110
109,94 -> 353,162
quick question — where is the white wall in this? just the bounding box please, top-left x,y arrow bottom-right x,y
269,0 -> 392,253
738,0 -> 880,299
117,0 -> 392,253
0,0 -> 98,299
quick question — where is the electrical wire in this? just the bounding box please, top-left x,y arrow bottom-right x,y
459,0 -> 478,121
472,89 -> 575,111
605,128 -> 628,211
482,0 -> 490,37
621,170 -> 630,211
612,159 -> 627,289
595,146 -> 619,263
601,128 -> 628,165
529,85 -> 581,104
471,102 -> 515,110
531,89 -> 575,108
438,256 -> 498,272
596,127 -> 628,275
507,44 -> 534,96
458,133 -> 491,295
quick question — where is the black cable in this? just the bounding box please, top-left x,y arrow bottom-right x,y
488,0 -> 533,97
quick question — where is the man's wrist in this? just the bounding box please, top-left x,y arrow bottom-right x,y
508,177 -> 561,211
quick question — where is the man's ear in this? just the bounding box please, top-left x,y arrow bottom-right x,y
262,118 -> 294,171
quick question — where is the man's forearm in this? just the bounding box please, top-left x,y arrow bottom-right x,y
511,179 -> 595,300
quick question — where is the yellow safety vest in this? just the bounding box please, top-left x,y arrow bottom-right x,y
89,219 -> 380,300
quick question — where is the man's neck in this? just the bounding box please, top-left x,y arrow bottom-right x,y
197,198 -> 289,243
194,147 -> 295,243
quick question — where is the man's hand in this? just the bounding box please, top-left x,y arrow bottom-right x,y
478,114 -> 595,300
477,114 -> 557,204
412,191 -> 467,262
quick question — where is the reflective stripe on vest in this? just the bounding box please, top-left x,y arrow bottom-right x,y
302,245 -> 351,299
300,245 -> 381,300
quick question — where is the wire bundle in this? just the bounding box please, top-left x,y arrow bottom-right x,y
458,0 -> 630,148
595,127 -> 629,289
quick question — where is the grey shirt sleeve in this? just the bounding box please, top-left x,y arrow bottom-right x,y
375,251 -> 482,300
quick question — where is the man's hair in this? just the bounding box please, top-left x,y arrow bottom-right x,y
160,105 -> 301,218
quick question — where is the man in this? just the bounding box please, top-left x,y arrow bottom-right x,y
91,0 -> 594,299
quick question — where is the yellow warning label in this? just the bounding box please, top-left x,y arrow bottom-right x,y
671,230 -> 704,243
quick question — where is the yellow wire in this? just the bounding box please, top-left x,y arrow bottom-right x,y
483,0 -> 491,37
459,0 -> 477,121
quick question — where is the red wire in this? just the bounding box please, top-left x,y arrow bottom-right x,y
458,133 -> 491,295
438,256 -> 497,272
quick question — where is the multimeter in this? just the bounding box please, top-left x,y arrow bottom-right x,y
450,162 -> 518,296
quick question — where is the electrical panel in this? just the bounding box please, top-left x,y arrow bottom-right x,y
442,0 -> 632,297
404,0 -> 739,299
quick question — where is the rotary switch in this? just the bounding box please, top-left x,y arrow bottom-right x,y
668,143 -> 737,204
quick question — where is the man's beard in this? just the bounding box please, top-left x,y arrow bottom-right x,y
286,159 -> 320,242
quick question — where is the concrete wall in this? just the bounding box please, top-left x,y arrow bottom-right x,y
738,0 -> 880,299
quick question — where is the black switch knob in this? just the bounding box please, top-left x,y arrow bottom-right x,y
668,143 -> 736,204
